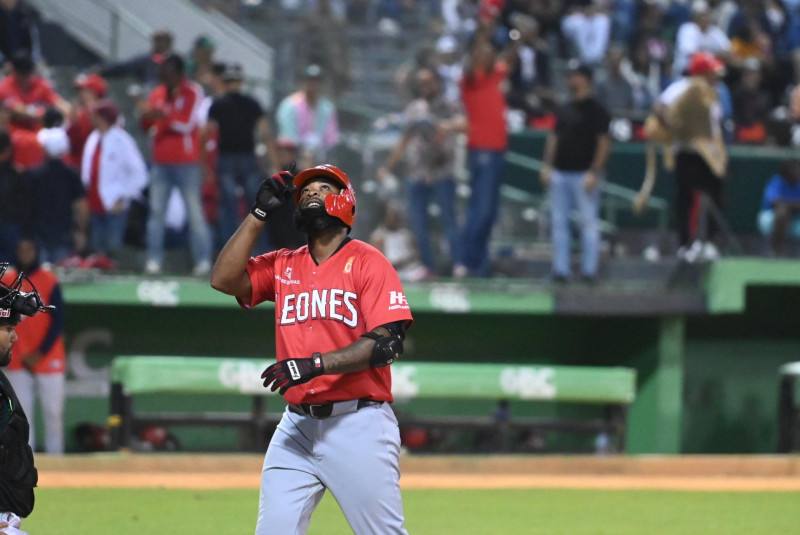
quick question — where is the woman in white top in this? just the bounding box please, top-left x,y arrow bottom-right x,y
80,101 -> 149,257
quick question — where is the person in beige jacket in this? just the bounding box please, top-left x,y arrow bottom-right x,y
635,51 -> 727,262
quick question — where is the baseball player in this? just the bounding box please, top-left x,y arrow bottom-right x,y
211,162 -> 413,534
0,263 -> 57,535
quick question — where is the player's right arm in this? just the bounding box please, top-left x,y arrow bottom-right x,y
209,215 -> 262,301
211,168 -> 295,300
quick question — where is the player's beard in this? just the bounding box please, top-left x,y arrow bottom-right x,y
294,206 -> 346,236
0,347 -> 10,367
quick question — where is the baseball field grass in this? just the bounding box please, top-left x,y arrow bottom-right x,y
21,487 -> 800,534
24,453 -> 800,534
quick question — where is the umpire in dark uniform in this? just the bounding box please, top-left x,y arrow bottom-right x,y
0,263 -> 54,532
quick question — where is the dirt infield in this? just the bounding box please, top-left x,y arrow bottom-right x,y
36,454 -> 800,491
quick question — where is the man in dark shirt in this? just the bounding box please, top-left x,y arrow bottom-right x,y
24,126 -> 87,263
0,131 -> 28,263
540,62 -> 611,282
205,63 -> 279,252
97,28 -> 173,91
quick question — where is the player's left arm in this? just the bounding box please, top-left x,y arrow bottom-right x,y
261,321 -> 407,394
324,321 -> 407,374
261,251 -> 412,394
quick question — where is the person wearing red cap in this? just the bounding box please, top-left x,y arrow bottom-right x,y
81,100 -> 148,259
645,51 -> 728,262
0,51 -> 70,172
66,72 -> 107,170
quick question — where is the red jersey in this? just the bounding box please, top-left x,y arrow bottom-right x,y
460,61 -> 509,151
141,79 -> 204,164
239,239 -> 414,405
4,267 -> 66,374
10,128 -> 44,170
0,74 -> 59,131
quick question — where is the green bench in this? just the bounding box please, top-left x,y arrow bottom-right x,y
109,356 -> 637,452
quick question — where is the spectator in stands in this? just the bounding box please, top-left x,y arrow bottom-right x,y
441,0 -> 479,38
186,35 -> 217,93
82,100 -> 148,260
5,238 -> 66,454
195,61 -> 227,244
758,159 -> 800,256
0,130 -> 26,261
275,64 -> 340,170
624,38 -> 663,114
139,54 -> 211,276
204,62 -> 274,249
540,62 -> 611,283
651,52 -> 728,262
729,17 -> 771,64
732,58 -> 770,144
454,31 -> 509,278
0,0 -> 41,63
672,0 -> 731,78
298,0 -> 351,96
0,50 -> 70,170
25,124 -> 88,264
435,35 -> 464,104
98,28 -> 174,90
595,45 -> 635,117
505,13 -> 553,125
561,0 -> 612,68
378,67 -> 465,276
66,72 -> 107,170
370,201 -> 430,281
394,44 -> 438,103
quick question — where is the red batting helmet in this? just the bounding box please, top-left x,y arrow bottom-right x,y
687,52 -> 725,76
292,164 -> 356,229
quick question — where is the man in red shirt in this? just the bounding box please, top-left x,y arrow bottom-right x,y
0,51 -> 69,133
0,51 -> 70,171
211,163 -> 413,534
139,54 -> 211,276
456,31 -> 510,278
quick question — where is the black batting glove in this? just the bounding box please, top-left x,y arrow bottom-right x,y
261,353 -> 324,395
250,162 -> 297,221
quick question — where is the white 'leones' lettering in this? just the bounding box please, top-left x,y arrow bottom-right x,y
296,293 -> 309,321
279,289 -> 358,327
312,289 -> 327,318
343,292 -> 358,327
329,289 -> 343,321
281,294 -> 296,324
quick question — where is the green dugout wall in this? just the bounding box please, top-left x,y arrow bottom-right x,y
55,258 -> 800,454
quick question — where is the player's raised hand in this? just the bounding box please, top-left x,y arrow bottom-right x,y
261,354 -> 324,395
249,161 -> 298,221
